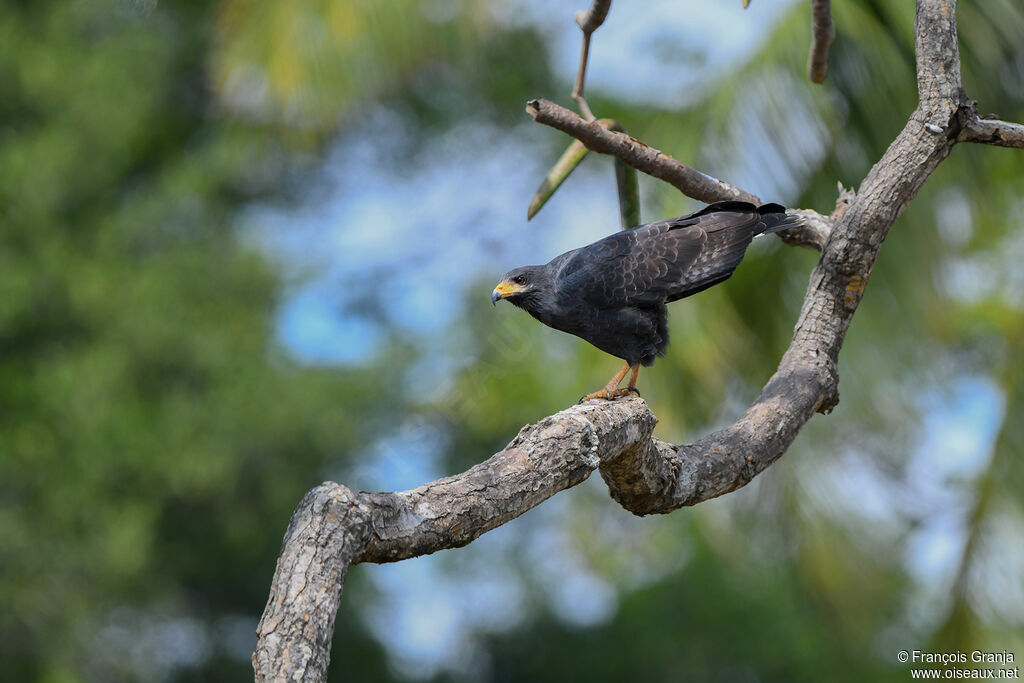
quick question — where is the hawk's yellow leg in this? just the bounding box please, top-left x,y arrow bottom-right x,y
579,362 -> 641,403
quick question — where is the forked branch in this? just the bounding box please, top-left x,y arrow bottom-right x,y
255,2 -> 984,680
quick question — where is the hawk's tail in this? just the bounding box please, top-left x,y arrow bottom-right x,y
756,203 -> 801,235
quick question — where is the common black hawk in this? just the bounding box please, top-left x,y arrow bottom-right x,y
492,201 -> 798,402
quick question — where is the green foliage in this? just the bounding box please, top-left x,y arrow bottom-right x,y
473,530 -> 904,683
0,1 -> 405,679
3,0 -> 1024,681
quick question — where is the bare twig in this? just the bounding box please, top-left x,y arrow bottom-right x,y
958,115 -> 1024,149
526,98 -> 834,250
255,2 -> 974,680
808,0 -> 835,83
527,98 -> 758,203
572,1 -> 612,121
572,34 -> 596,121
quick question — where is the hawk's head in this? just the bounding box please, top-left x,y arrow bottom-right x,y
491,265 -> 551,310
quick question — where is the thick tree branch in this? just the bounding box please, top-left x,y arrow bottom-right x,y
256,1 -> 975,680
957,115 -> 1024,149
808,0 -> 835,84
254,399 -> 657,680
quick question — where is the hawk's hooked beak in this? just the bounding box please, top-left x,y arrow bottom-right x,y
491,280 -> 521,305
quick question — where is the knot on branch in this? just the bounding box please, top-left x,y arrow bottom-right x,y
599,438 -> 680,516
814,356 -> 841,414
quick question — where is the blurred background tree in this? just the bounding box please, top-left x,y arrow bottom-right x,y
1,0 -> 1022,680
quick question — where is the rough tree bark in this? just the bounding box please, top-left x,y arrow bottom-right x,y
253,1 -> 1022,679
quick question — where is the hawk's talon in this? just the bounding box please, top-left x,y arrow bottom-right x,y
576,363 -> 642,404
578,386 -> 640,403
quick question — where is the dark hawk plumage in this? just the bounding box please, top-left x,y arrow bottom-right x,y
492,201 -> 798,370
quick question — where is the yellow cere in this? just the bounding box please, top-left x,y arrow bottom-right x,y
494,281 -> 522,297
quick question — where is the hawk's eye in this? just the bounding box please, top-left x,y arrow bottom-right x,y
513,274 -> 526,285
